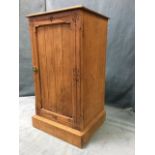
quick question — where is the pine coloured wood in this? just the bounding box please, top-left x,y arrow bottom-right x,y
27,6 -> 108,148
32,111 -> 105,148
81,11 -> 108,128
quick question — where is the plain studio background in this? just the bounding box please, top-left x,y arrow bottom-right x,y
19,0 -> 135,110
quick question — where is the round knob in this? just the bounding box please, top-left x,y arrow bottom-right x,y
32,66 -> 39,73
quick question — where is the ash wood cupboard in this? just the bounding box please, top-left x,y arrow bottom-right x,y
27,5 -> 108,148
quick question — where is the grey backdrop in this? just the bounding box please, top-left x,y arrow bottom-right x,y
19,0 -> 135,109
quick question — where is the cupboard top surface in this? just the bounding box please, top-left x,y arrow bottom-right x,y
26,5 -> 109,19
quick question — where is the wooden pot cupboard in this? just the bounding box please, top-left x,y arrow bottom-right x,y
27,5 -> 108,148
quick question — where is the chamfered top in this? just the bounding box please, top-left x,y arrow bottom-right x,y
26,5 -> 109,19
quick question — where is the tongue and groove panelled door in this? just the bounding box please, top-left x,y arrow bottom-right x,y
31,14 -> 79,129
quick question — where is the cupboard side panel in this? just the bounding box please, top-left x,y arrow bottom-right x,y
82,12 -> 108,128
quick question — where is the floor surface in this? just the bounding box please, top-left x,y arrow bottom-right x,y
19,96 -> 135,155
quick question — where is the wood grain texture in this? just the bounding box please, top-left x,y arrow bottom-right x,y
28,7 -> 108,148
81,10 -> 108,128
29,12 -> 79,128
32,110 -> 105,148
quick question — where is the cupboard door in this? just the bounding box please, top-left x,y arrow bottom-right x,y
32,14 -> 78,128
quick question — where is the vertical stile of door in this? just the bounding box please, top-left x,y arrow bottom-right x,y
72,12 -> 82,130
71,14 -> 77,129
75,12 -> 83,130
29,23 -> 42,114
77,11 -> 84,130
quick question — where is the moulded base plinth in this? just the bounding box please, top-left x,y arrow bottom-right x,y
32,111 -> 106,148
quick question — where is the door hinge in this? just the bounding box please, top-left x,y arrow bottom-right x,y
73,67 -> 80,83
